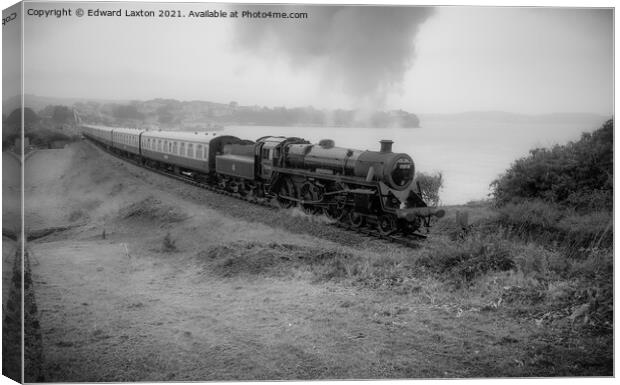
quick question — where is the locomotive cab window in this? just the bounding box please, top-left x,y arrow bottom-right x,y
262,148 -> 270,159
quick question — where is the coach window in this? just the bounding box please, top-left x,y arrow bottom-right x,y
173,142 -> 178,154
188,143 -> 194,158
180,143 -> 185,156
197,145 -> 203,159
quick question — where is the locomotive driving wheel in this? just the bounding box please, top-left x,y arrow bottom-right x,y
323,198 -> 346,220
377,214 -> 397,236
348,211 -> 365,228
322,183 -> 347,220
400,216 -> 422,235
276,179 -> 296,209
299,182 -> 321,214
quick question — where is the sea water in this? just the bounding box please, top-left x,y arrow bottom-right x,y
223,118 -> 607,205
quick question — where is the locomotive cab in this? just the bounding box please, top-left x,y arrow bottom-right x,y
255,136 -> 286,179
255,136 -> 309,180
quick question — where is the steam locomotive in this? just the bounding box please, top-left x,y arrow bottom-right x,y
81,124 -> 444,235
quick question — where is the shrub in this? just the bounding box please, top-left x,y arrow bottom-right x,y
25,128 -> 74,148
491,119 -> 612,212
414,171 -> 443,206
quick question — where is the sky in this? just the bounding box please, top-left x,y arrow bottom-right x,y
12,1 -> 615,115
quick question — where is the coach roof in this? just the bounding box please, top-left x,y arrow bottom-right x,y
142,130 -> 222,143
112,127 -> 144,135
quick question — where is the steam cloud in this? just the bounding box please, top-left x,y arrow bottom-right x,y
233,5 -> 435,107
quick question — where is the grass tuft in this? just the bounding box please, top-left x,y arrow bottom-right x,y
162,232 -> 177,252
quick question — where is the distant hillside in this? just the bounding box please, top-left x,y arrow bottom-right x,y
6,95 -> 421,129
419,111 -> 610,126
3,94 -> 131,116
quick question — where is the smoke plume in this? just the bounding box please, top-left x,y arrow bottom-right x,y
233,5 -> 435,107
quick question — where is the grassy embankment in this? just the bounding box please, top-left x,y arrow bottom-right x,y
190,119 -> 613,373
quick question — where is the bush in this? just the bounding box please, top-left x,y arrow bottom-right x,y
25,128 -> 74,148
414,171 -> 443,206
491,119 -> 612,212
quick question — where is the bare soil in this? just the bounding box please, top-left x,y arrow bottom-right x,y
24,142 -> 612,380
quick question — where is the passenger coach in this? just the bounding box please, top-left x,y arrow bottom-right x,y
140,130 -> 244,175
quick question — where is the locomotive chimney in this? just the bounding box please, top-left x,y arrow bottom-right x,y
379,140 -> 394,153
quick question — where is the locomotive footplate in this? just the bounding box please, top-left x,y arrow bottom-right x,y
395,207 -> 446,222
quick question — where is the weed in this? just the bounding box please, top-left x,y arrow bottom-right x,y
162,232 -> 177,252
418,233 -> 515,286
120,197 -> 188,223
68,209 -> 85,222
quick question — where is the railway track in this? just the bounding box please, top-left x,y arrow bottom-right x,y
86,139 -> 426,249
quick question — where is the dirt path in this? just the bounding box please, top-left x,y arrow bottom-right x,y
31,236 -> 541,381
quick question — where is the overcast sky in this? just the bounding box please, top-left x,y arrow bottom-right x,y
18,2 -> 613,115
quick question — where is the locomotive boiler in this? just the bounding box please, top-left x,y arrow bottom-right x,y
271,137 -> 444,235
